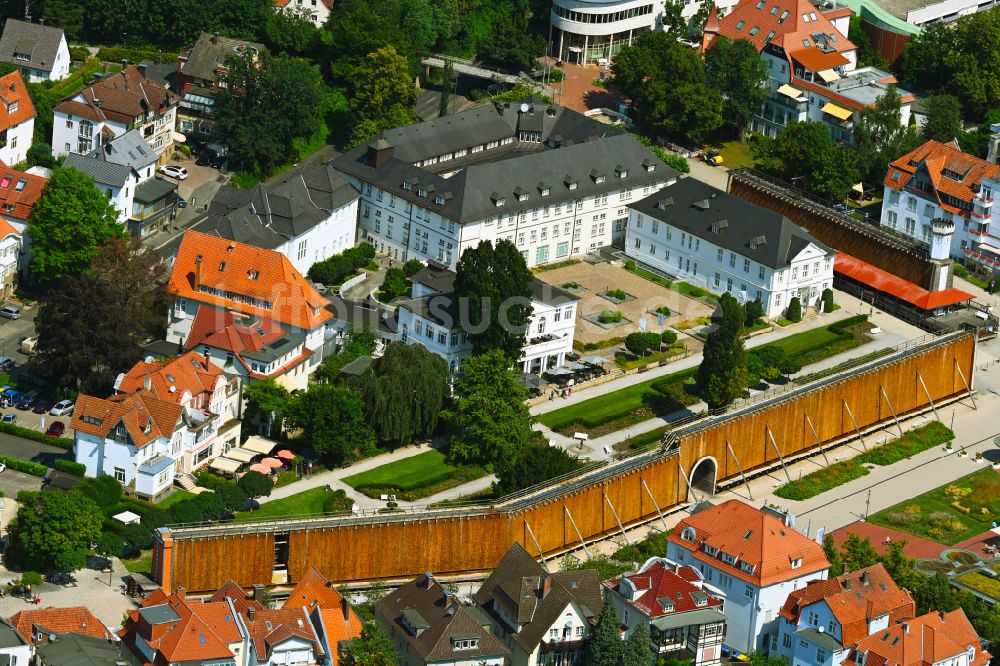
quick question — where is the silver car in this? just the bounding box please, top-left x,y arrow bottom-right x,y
0,305 -> 19,320
50,399 -> 75,416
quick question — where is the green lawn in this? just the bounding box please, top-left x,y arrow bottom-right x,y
159,490 -> 196,508
774,459 -> 870,501
343,450 -> 487,501
235,487 -> 337,522
869,467 -> 1000,545
717,141 -> 756,169
955,571 -> 1000,602
122,552 -> 153,574
539,317 -> 868,435
615,344 -> 687,371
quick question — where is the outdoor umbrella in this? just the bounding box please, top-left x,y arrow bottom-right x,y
261,457 -> 284,469
581,355 -> 611,365
248,462 -> 272,475
546,366 -> 574,376
518,373 -> 545,389
276,450 -> 296,461
567,362 -> 589,371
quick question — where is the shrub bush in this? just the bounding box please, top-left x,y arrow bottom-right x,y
787,296 -> 802,322
822,288 -> 835,313
624,259 -> 637,271
120,522 -> 154,552
774,459 -> 870,500
53,459 -> 86,476
402,259 -> 424,277
96,531 -> 126,558
68,46 -> 90,62
624,332 -> 662,355
606,288 -> 628,300
214,483 -> 248,513
656,306 -> 672,317
380,267 -> 408,299
0,456 -> 47,477
76,475 -> 123,508
194,469 -> 230,490
0,421 -> 71,450
167,499 -> 204,525
307,244 -> 375,286
323,489 -> 353,514
661,330 -> 678,345
20,571 -> 42,586
598,310 -> 623,323
97,46 -> 179,63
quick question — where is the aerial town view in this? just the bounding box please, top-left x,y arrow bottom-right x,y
0,0 -> 995,663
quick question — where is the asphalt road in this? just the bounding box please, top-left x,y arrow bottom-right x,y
0,306 -> 38,381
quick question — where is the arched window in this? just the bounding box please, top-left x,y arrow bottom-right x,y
538,316 -> 547,334
681,526 -> 697,542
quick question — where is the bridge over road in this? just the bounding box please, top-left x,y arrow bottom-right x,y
420,54 -> 524,85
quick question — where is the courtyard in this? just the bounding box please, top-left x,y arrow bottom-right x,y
534,262 -> 714,348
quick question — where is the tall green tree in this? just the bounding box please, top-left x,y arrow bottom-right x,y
587,598 -> 624,666
612,32 -> 723,144
840,532 -> 879,572
494,442 -> 582,494
238,470 -> 273,502
750,122 -> 858,201
354,342 -> 449,447
35,237 -> 162,392
341,621 -> 398,665
823,534 -> 844,576
348,45 -> 418,146
479,4 -> 545,69
315,328 -> 380,382
448,350 -> 532,465
696,292 -> 747,409
8,490 -> 103,572
438,59 -> 454,117
921,94 -> 963,143
703,36 -> 767,133
243,378 -> 291,437
28,167 -> 124,282
623,622 -> 655,666
454,239 -> 533,361
284,384 -> 375,462
851,86 -> 921,184
214,51 -> 330,176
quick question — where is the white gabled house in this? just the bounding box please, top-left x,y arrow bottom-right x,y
0,18 -> 71,82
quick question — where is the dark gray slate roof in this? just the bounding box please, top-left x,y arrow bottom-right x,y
181,32 -> 266,84
374,574 -> 509,663
0,618 -> 26,649
333,102 -> 677,225
630,179 -> 833,270
0,18 -> 64,73
63,129 -> 157,188
472,543 -> 602,654
35,632 -> 123,666
135,177 -> 176,204
200,162 -> 359,249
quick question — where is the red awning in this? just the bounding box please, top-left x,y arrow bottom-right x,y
834,252 -> 974,310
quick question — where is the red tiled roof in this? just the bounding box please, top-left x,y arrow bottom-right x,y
283,566 -> 362,665
779,564 -> 915,647
835,253 -> 973,310
0,71 -> 36,133
606,562 -> 724,619
167,230 -> 332,331
884,140 -> 1000,212
8,607 -> 112,645
0,162 -> 46,221
71,392 -> 184,449
668,500 -> 830,587
788,48 -> 849,72
54,65 -> 176,126
208,580 -> 264,617
844,610 -> 990,666
244,608 -> 321,662
117,351 -> 225,408
714,0 -> 855,54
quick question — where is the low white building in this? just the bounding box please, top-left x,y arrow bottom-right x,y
0,18 -> 71,82
473,543 -> 603,666
667,501 -> 830,654
52,64 -> 177,159
71,391 -> 218,502
333,102 -> 677,269
273,0 -> 333,27
626,180 -> 836,317
200,162 -> 359,275
396,261 -> 578,373
773,565 -> 914,666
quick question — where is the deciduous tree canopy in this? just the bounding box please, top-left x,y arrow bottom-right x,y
284,384 -> 375,462
8,490 -> 103,572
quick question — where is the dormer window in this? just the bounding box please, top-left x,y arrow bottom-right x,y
710,220 -> 728,234
515,186 -> 529,202
721,552 -> 737,565
402,181 -> 413,191
642,159 -> 656,172
452,637 -> 479,650
655,197 -> 673,210
492,192 -> 506,207
704,544 -> 719,556
418,188 -> 428,197
247,269 -> 259,280
539,182 -> 551,196
7,101 -> 17,114
791,558 -> 802,569
616,165 -> 628,178
749,235 -> 766,249
680,526 -> 697,542
591,169 -> 606,184
740,562 -> 756,574
434,195 -> 445,205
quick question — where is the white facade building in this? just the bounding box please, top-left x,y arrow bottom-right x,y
273,0 -> 333,27
667,501 -> 830,654
200,162 -> 359,275
881,139 -> 1000,283
52,64 -> 177,159
396,262 -> 578,373
0,18 -> 71,82
626,180 -> 835,317
333,102 -> 677,269
0,70 -> 34,166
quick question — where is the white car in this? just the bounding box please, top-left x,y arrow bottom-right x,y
0,463 -> 6,473
159,165 -> 188,180
50,399 -> 75,416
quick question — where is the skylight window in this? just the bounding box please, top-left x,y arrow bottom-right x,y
736,20 -> 746,29
771,5 -> 779,13
14,179 -> 25,192
810,12 -> 817,19
779,9 -> 788,20
0,177 -> 10,188
766,31 -> 776,41
802,12 -> 811,21
802,39 -> 811,47
750,26 -> 760,35
756,0 -> 765,7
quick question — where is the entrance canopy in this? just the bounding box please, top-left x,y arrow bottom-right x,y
210,457 -> 242,474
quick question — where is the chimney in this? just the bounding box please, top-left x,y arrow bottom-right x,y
861,570 -> 870,586
247,607 -> 255,621
176,587 -> 186,599
203,350 -> 211,371
121,59 -> 128,70
902,622 -> 909,634
194,254 -> 203,290
541,576 -> 553,599
844,578 -> 851,590
143,375 -> 152,392
341,597 -> 350,624
138,63 -> 147,78
366,139 -> 394,170
252,583 -> 265,604
211,32 -> 220,44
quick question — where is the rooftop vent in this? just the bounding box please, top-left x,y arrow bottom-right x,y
693,199 -> 711,210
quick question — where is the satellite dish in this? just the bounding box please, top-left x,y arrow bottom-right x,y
519,102 -> 529,113
48,634 -> 56,642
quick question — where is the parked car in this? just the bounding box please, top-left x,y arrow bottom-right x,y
0,357 -> 13,372
2,389 -> 21,405
2,413 -> 16,423
0,305 -> 20,319
20,336 -> 37,354
45,421 -> 64,437
0,463 -> 6,472
159,165 -> 188,180
176,197 -> 188,209
50,400 -> 74,416
16,391 -> 38,410
32,400 -> 51,414
210,154 -> 226,169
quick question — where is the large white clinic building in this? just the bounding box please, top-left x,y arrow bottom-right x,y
625,179 -> 836,317
333,101 -> 677,269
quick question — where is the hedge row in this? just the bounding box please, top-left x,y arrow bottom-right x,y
0,456 -> 48,477
53,459 -> 86,476
0,421 -> 72,450
97,46 -> 179,64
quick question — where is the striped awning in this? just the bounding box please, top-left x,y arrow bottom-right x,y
817,68 -> 841,82
821,102 -> 853,121
210,457 -> 242,474
242,436 -> 276,455
225,448 -> 257,463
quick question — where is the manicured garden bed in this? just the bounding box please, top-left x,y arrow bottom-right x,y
869,467 -> 1000,545
773,422 -> 953,501
343,450 -> 486,501
235,486 -> 352,522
